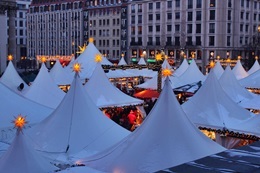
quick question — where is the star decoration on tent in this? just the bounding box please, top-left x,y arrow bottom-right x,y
238,55 -> 241,60
7,54 -> 13,61
76,44 -> 87,54
95,54 -> 103,63
41,56 -> 47,63
162,68 -> 173,77
209,60 -> 215,68
73,63 -> 82,73
12,115 -> 28,130
89,37 -> 94,43
155,53 -> 163,61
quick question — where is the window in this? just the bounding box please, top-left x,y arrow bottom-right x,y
227,36 -> 231,46
131,16 -> 135,24
196,11 -> 201,20
209,36 -> 215,46
228,10 -> 231,20
131,4 -> 135,13
209,23 -> 215,33
148,3 -> 153,10
254,13 -> 257,21
188,0 -> 193,8
167,13 -> 172,20
228,0 -> 232,7
209,10 -> 215,20
176,0 -> 180,7
187,24 -> 192,33
138,26 -> 142,34
210,0 -> 215,7
19,20 -> 23,27
148,26 -> 153,32
246,0 -> 249,8
138,15 -> 142,23
156,14 -> 160,20
241,0 -> 244,7
227,23 -> 231,33
167,37 -> 172,44
156,2 -> 160,9
156,25 -> 160,32
196,36 -> 201,45
19,29 -> 23,36
167,25 -> 172,32
240,24 -> 243,32
19,12 -> 23,18
131,27 -> 135,35
246,13 -> 249,20
240,12 -> 244,19
187,36 -> 192,45
148,14 -> 153,21
175,36 -> 180,45
175,12 -> 180,19
240,37 -> 243,44
254,1 -> 257,9
175,24 -> 180,32
196,24 -> 201,33
245,24 -> 249,32
167,1 -> 172,8
187,12 -> 193,21
138,4 -> 142,12
197,0 -> 202,8
156,37 -> 160,45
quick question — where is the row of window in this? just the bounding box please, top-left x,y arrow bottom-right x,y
97,39 -> 120,47
89,29 -> 121,37
89,18 -> 120,27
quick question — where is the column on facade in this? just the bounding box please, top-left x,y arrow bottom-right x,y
7,8 -> 17,66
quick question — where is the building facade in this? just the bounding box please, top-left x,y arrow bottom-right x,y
27,0 -> 87,68
87,0 -> 128,63
128,0 -> 260,72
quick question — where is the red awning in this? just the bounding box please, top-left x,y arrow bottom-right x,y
134,90 -> 160,99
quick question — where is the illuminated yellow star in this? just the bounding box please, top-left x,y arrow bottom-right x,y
162,68 -> 173,77
7,54 -> 13,61
41,56 -> 47,63
89,37 -> 94,43
76,44 -> 87,54
209,60 -> 215,68
155,53 -> 163,61
12,115 -> 27,130
256,56 -> 259,60
73,63 -> 81,73
95,54 -> 103,63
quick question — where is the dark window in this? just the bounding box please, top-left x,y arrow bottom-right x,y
156,14 -> 160,20
228,10 -> 231,20
209,23 -> 215,33
187,12 -> 193,21
196,36 -> 201,45
148,14 -> 153,21
196,24 -> 201,33
227,36 -> 231,46
167,25 -> 172,32
209,36 -> 215,46
167,1 -> 172,8
156,2 -> 160,9
241,0 -> 244,7
175,36 -> 180,45
187,24 -> 192,33
175,24 -> 180,32
228,0 -> 232,7
196,11 -> 201,20
210,0 -> 215,7
188,0 -> 193,9
176,0 -> 180,7
175,12 -> 180,19
148,26 -> 153,32
227,23 -> 231,33
148,3 -> 153,10
197,0 -> 202,8
156,25 -> 160,32
167,13 -> 172,20
210,10 -> 215,20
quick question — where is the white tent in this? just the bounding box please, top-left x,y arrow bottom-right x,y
80,77 -> 225,173
247,59 -> 260,75
0,130 -> 57,173
84,63 -> 143,108
219,65 -> 255,104
232,59 -> 249,80
239,69 -> 260,88
174,58 -> 189,77
0,61 -> 28,93
49,60 -> 73,86
213,61 -> 224,79
179,59 -> 206,85
23,63 -> 65,109
182,71 -> 258,137
106,69 -> 138,78
0,82 -> 53,130
58,166 -> 104,173
117,57 -> 127,65
67,41 -> 112,79
28,73 -> 130,157
137,57 -> 147,65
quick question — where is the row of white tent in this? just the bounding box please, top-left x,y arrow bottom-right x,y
0,40 -> 260,172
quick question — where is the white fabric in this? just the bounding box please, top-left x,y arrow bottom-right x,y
80,77 -> 225,173
106,69 -> 138,78
215,134 -> 241,149
137,57 -> 147,65
232,60 -> 248,80
49,60 -> 73,85
118,57 -> 127,65
59,166 -> 104,173
174,58 -> 189,77
239,69 -> 260,88
0,131 -> 57,173
179,59 -> 206,85
0,82 -> 53,129
219,65 -> 255,104
213,61 -> 224,79
23,63 -> 65,109
0,61 -> 28,93
247,60 -> 260,75
66,42 -> 112,79
182,71 -> 260,135
84,63 -> 143,108
28,73 -> 129,157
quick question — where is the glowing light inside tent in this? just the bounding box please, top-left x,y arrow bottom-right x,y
237,55 -> 241,60
76,44 -> 87,54
13,115 -> 27,129
7,54 -> 13,61
73,63 -> 81,73
210,60 -> 215,68
89,37 -> 94,43
255,56 -> 258,60
95,54 -> 103,62
162,68 -> 173,77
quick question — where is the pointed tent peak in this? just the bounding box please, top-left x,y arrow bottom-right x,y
12,115 -> 28,131
89,37 -> 94,43
162,68 -> 173,77
137,56 -> 147,65
118,57 -> 127,65
7,54 -> 13,61
76,43 -> 87,54
237,55 -> 242,60
95,54 -> 103,63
